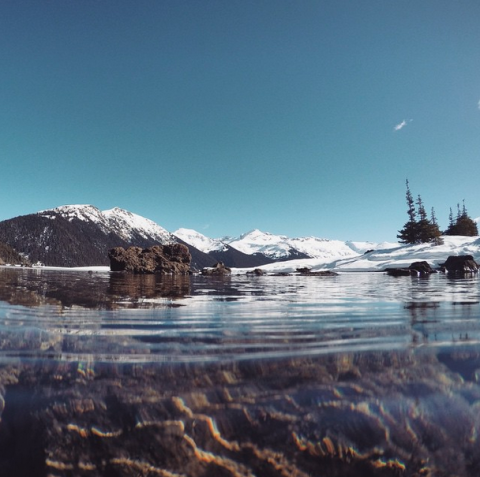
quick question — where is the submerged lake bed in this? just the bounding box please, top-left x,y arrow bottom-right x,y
1,268 -> 480,476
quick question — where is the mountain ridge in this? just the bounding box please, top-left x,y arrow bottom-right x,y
0,205 -> 397,268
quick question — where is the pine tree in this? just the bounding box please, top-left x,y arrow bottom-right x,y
444,200 -> 478,236
397,181 -> 444,245
429,207 -> 443,245
397,180 -> 418,244
455,200 -> 478,236
416,195 -> 442,244
445,207 -> 456,235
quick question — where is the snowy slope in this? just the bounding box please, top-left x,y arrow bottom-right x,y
174,228 -> 228,253
103,207 -> 173,243
232,236 -> 480,273
335,236 -> 480,271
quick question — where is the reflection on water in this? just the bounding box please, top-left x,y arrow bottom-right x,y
0,268 -> 191,309
0,268 -> 480,476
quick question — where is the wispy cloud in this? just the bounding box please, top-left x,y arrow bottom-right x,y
477,100 -> 480,110
393,119 -> 412,131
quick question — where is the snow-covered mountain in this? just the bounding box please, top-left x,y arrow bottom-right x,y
174,227 -> 402,264
0,205 -> 273,268
225,229 -> 365,261
174,228 -> 228,253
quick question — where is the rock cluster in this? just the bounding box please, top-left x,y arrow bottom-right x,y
386,256 -> 480,277
108,244 -> 191,274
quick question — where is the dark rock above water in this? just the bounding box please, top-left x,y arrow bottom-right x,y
386,261 -> 436,277
442,255 -> 479,274
246,268 -> 265,276
201,262 -> 232,276
108,244 -> 191,274
297,267 -> 338,276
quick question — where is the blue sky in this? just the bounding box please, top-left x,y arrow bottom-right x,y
1,1 -> 480,242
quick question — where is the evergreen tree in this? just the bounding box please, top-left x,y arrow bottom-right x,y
444,200 -> 478,236
456,201 -> 478,236
397,181 -> 443,245
397,180 -> 418,244
429,207 -> 443,245
415,195 -> 430,243
416,195 -> 442,244
445,207 -> 455,235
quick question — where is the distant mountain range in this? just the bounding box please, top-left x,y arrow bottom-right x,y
0,205 -> 388,268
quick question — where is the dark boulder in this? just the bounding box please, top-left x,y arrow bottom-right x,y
442,255 -> 479,274
409,261 -> 436,274
201,262 -> 232,276
385,268 -> 412,277
297,267 -> 338,276
246,268 -> 265,276
386,261 -> 436,277
108,244 -> 191,274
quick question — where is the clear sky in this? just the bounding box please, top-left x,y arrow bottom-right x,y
1,0 -> 480,242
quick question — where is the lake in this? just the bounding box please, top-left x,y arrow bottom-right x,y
0,267 -> 480,476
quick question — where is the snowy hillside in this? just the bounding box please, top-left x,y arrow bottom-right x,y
174,228 -> 228,253
103,207 -> 173,243
232,236 -> 480,273
335,236 -> 480,272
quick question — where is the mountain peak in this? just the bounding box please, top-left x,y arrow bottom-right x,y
102,208 -> 173,243
174,228 -> 228,253
39,204 -> 107,226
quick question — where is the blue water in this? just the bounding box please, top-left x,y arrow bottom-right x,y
0,267 -> 480,476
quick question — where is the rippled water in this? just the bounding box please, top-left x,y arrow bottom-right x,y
1,267 -> 480,476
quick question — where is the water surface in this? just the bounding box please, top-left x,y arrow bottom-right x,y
0,268 -> 479,476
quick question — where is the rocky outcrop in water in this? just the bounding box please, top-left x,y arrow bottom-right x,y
201,262 -> 231,276
108,244 -> 191,274
442,255 -> 479,274
297,267 -> 338,276
386,261 -> 436,277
